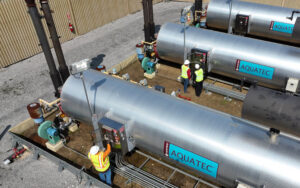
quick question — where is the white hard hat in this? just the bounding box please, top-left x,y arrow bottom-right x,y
90,145 -> 99,155
184,60 -> 190,65
195,64 -> 200,69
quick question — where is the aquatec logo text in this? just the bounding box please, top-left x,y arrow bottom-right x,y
235,60 -> 275,80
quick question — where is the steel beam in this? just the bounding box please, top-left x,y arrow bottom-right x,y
142,0 -> 155,42
40,0 -> 70,83
25,0 -> 62,97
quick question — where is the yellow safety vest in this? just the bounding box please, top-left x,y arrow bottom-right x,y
181,65 -> 189,79
88,152 -> 110,172
195,69 -> 204,82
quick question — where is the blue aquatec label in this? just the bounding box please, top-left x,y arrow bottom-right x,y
270,21 -> 294,34
235,60 -> 274,80
164,141 -> 219,178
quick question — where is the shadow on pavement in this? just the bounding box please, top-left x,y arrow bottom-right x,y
90,54 -> 106,69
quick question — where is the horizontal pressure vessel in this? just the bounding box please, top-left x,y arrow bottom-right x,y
206,0 -> 300,44
61,70 -> 300,188
156,22 -> 300,92
242,86 -> 300,137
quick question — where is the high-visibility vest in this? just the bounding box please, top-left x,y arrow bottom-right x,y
195,68 -> 204,82
181,65 -> 189,79
88,152 -> 110,172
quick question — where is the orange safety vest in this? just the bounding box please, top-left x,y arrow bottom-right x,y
88,152 -> 110,172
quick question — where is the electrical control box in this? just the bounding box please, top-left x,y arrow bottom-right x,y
191,49 -> 207,63
235,14 -> 249,35
190,49 -> 208,76
100,117 -> 128,156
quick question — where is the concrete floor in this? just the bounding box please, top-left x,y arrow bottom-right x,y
0,1 -> 191,187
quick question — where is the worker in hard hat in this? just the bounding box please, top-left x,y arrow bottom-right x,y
88,144 -> 112,185
181,60 -> 191,93
194,64 -> 204,97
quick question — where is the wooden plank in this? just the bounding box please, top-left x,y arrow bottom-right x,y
107,54 -> 138,73
9,118 -> 34,135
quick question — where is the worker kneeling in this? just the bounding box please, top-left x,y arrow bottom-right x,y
88,144 -> 112,185
194,64 -> 204,97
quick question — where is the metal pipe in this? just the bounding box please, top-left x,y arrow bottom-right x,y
194,0 -> 202,12
61,70 -> 300,188
0,125 -> 11,141
80,73 -> 93,117
40,0 -> 70,83
9,131 -> 111,188
123,163 -> 178,188
80,73 -> 103,148
194,0 -> 203,24
287,10 -> 300,20
142,0 -> 155,42
148,0 -> 155,39
206,0 -> 300,44
227,0 -> 233,34
24,0 -> 62,97
183,19 -> 186,61
156,23 -> 300,92
203,82 -> 246,101
142,0 -> 150,42
135,150 -> 219,188
207,76 -> 249,90
62,142 -> 87,159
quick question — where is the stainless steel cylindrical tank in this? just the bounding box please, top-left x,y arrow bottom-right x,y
206,0 -> 300,44
242,85 -> 300,137
61,70 -> 300,188
156,22 -> 300,92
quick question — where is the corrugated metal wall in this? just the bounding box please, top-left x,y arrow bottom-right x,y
0,0 -> 40,67
1,0 -> 299,68
70,0 -> 132,35
0,0 -> 75,68
0,0 -> 162,68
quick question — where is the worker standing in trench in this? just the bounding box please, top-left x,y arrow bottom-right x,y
194,64 -> 204,97
181,60 -> 191,93
88,143 -> 112,186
